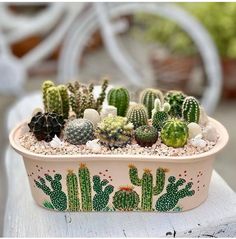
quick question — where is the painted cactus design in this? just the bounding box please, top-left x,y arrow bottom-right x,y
67,170 -> 80,211
78,163 -> 92,211
155,176 -> 195,212
92,175 -> 114,211
34,173 -> 67,211
129,165 -> 166,211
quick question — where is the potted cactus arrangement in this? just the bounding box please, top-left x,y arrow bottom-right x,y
9,78 -> 228,212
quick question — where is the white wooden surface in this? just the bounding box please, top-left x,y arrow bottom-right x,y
4,91 -> 236,237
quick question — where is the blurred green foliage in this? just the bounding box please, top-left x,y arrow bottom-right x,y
133,3 -> 236,58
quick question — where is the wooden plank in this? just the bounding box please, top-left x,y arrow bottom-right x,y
3,146 -> 236,237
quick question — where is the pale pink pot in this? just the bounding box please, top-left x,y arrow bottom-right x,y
9,118 -> 228,212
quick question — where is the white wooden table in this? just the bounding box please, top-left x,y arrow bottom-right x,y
3,92 -> 236,237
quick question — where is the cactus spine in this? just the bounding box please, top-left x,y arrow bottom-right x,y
78,164 -> 92,211
182,96 -> 200,123
129,165 -> 166,211
126,104 -> 148,129
140,88 -> 164,119
67,170 -> 80,211
107,87 -> 130,116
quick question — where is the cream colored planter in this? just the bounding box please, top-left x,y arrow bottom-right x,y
9,118 -> 228,212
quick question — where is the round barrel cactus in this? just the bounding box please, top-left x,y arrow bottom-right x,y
135,125 -> 158,147
182,96 -> 200,123
161,119 -> 188,148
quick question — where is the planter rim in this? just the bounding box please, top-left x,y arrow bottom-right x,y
9,117 -> 228,163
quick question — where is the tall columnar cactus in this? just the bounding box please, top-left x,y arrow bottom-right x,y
126,104 -> 148,129
112,186 -> 140,211
47,86 -> 63,116
58,85 -> 70,119
164,90 -> 186,118
129,165 -> 166,211
107,87 -> 130,116
78,164 -> 92,211
152,99 -> 171,131
161,119 -> 188,148
66,170 -> 80,211
42,80 -> 55,111
182,96 -> 200,123
140,88 -> 164,119
155,176 -> 195,212
92,175 -> 114,211
34,173 -> 67,211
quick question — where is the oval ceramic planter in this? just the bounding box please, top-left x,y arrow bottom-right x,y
9,118 -> 228,212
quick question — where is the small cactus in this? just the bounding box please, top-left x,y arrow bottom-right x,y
95,115 -> 133,148
135,125 -> 158,147
112,186 -> 140,211
42,80 -> 55,111
126,104 -> 148,129
182,96 -> 200,123
58,85 -> 70,119
140,88 -> 164,119
65,119 -> 94,145
152,99 -> 170,131
47,86 -> 63,116
161,119 -> 188,148
107,87 -> 130,116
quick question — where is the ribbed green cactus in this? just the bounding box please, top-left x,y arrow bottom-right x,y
47,86 -> 63,116
161,119 -> 188,148
140,88 -> 164,119
92,175 -> 114,211
182,96 -> 200,123
152,99 -> 170,131
67,170 -> 80,211
42,80 -> 55,111
58,85 -> 70,119
107,87 -> 130,116
78,164 -> 92,211
126,104 -> 148,129
135,125 -> 158,147
112,186 -> 140,211
129,165 -> 166,211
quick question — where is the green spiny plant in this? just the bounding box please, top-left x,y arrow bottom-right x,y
155,176 -> 195,212
92,175 -> 114,211
161,119 -> 188,148
182,96 -> 200,123
78,163 -> 92,211
129,165 -> 166,211
65,119 -> 94,145
42,80 -> 55,111
135,125 -> 158,147
28,112 -> 65,142
140,88 -> 164,119
107,87 -> 130,116
58,85 -> 70,119
126,104 -> 148,129
112,186 -> 140,211
67,170 -> 80,211
95,115 -> 134,148
152,98 -> 170,131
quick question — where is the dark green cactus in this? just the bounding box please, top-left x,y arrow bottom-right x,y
78,164 -> 92,211
155,176 -> 195,212
66,170 -> 80,211
42,80 -> 55,111
161,119 -> 188,148
182,96 -> 200,123
140,88 -> 164,119
112,186 -> 140,211
92,175 -> 114,211
107,87 -> 130,116
34,173 -> 67,211
129,165 -> 166,211
126,104 -> 148,129
135,125 -> 158,147
58,85 -> 70,119
96,78 -> 109,112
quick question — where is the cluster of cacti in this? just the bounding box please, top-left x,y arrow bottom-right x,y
92,175 -> 114,211
42,80 -> 70,119
112,186 -> 140,211
126,104 -> 148,129
135,125 -> 158,147
67,78 -> 109,118
182,96 -> 200,123
152,99 -> 170,131
64,119 -> 94,145
140,88 -> 164,119
95,115 -> 134,148
28,112 -> 65,142
107,87 -> 130,116
129,165 -> 166,211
